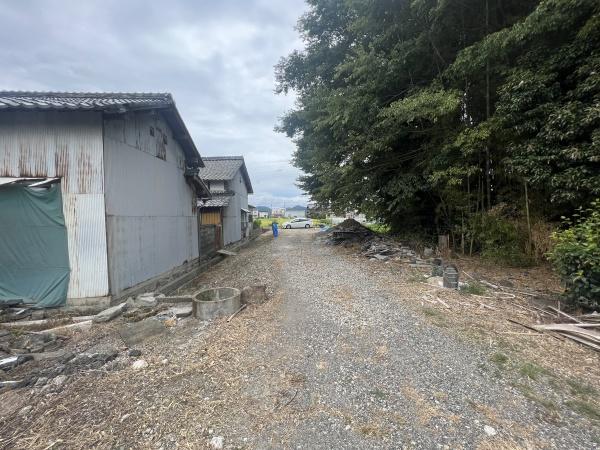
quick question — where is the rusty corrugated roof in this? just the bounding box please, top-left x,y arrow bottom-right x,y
0,91 -> 203,168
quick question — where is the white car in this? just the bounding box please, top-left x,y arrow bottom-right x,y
283,218 -> 312,229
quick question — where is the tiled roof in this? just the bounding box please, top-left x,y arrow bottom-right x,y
198,194 -> 232,208
198,157 -> 244,180
0,91 -> 172,111
0,91 -> 203,169
198,156 -> 253,193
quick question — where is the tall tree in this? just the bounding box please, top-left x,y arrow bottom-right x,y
277,0 -> 599,235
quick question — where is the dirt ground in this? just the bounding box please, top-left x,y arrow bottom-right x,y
1,229 -> 598,449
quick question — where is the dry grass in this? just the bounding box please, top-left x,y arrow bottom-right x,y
370,257 -> 600,390
0,292 -> 290,449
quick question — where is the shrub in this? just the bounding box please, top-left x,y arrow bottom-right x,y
548,200 -> 600,309
459,281 -> 487,296
470,212 -> 534,267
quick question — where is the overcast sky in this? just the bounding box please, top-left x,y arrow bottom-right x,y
0,0 -> 308,207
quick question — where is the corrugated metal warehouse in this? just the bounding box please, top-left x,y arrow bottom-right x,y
0,91 -> 209,309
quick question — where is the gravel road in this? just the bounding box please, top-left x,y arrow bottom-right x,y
3,229 -> 598,449
190,229 -> 598,449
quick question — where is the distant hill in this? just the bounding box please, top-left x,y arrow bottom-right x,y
288,205 -> 307,210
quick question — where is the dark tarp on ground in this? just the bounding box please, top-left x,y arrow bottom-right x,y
0,184 -> 70,307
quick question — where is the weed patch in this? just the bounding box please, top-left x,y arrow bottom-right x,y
513,383 -> 558,412
565,399 -> 600,421
369,389 -> 388,400
460,281 -> 487,296
421,307 -> 448,327
519,362 -> 551,381
490,352 -> 509,368
566,379 -> 597,397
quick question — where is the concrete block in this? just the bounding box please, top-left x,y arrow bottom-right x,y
118,319 -> 166,347
126,294 -> 157,308
93,302 -> 128,323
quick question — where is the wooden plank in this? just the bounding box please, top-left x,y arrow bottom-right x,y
546,306 -> 583,323
558,333 -> 600,352
534,324 -> 600,343
506,318 -> 564,341
217,249 -> 237,256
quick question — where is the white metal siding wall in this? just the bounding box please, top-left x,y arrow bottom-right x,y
0,111 -> 109,299
103,112 -> 198,296
222,169 -> 248,245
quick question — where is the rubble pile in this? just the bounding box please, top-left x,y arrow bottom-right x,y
0,292 -> 183,393
326,218 -> 375,245
322,219 -> 434,267
0,324 -> 127,391
0,286 -> 256,393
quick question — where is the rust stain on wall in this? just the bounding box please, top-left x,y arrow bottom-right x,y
77,150 -> 92,194
17,143 -> 48,178
54,144 -> 69,184
1,151 -> 13,177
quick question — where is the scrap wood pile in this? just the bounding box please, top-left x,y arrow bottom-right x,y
533,312 -> 600,351
322,219 -> 432,266
458,272 -> 600,352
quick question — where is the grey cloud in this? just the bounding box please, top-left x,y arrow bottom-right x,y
0,0 -> 307,207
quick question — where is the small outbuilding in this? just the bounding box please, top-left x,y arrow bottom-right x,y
0,91 -> 209,309
197,156 -> 253,246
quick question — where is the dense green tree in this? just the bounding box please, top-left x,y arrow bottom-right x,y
276,0 -> 599,239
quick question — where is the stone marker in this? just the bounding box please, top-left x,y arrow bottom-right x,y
443,265 -> 459,289
93,302 -> 127,323
241,285 -> 267,304
118,319 -> 166,347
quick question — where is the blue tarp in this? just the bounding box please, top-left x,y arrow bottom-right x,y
0,184 -> 70,307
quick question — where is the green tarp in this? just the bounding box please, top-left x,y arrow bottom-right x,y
0,184 -> 70,307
